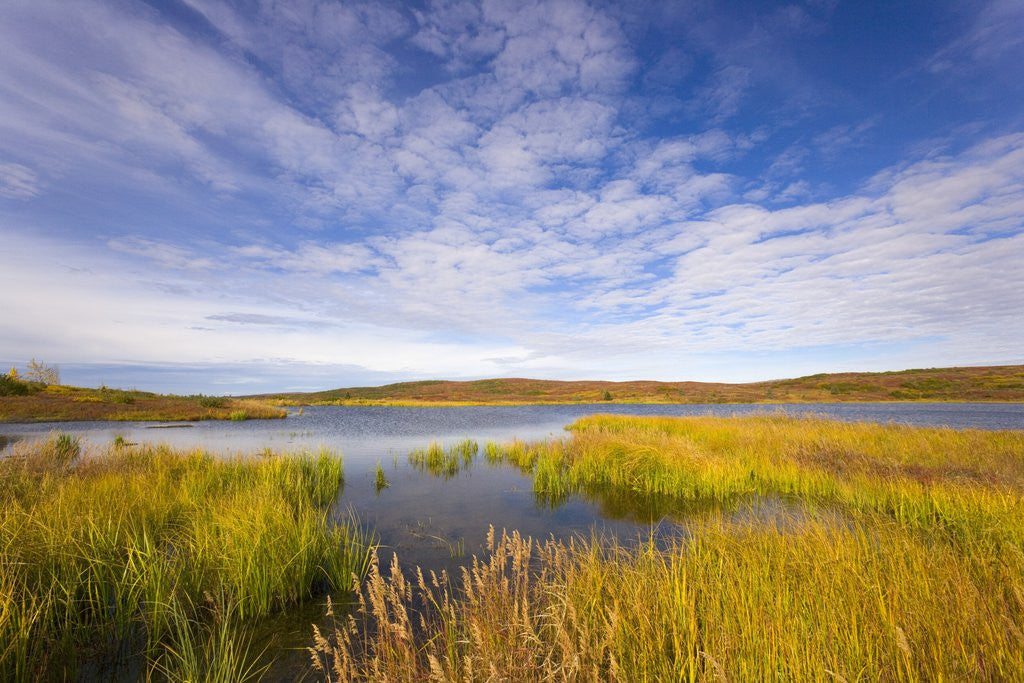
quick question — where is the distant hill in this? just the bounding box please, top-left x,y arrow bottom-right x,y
259,365 -> 1024,406
0,382 -> 286,422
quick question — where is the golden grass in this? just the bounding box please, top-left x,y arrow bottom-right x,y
0,434 -> 371,680
313,415 -> 1024,680
313,520 -> 1024,681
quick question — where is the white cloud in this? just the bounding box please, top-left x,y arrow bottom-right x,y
0,0 -> 1021,387
0,162 -> 43,199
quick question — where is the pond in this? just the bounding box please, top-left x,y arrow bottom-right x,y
2,402 -> 1022,678
3,401 -> 1022,571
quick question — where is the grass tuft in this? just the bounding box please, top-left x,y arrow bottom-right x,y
374,461 -> 389,494
408,439 -> 479,478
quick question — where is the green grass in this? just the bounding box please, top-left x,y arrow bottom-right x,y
0,433 -> 372,680
407,439 -> 478,478
314,415 -> 1024,680
374,461 -> 389,494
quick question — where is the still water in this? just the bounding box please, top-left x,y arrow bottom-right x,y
2,403 -> 1022,677
3,402 -> 1022,569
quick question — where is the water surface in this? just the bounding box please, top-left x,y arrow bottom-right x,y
3,402 -> 1021,566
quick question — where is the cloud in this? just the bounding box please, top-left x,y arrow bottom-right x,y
108,238 -> 217,270
0,162 -> 43,199
928,0 -> 1024,73
205,313 -> 333,328
0,0 -> 1021,389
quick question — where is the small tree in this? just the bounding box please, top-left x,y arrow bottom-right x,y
25,358 -> 60,385
602,390 -> 613,401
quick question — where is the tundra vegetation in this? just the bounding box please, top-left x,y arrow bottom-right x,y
0,380 -> 286,422
0,434 -> 371,681
311,415 -> 1024,681
261,364 -> 1024,406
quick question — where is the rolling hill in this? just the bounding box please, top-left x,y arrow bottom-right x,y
260,365 -> 1024,406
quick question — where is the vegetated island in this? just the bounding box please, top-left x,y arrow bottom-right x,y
0,376 -> 286,423
260,364 -> 1024,406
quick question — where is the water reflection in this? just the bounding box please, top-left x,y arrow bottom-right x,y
0,434 -> 22,452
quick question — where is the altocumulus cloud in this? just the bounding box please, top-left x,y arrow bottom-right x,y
0,0 -> 1022,392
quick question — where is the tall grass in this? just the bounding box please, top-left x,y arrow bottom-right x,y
312,520 -> 1024,680
314,415 -> 1024,680
492,414 -> 1024,547
0,434 -> 372,680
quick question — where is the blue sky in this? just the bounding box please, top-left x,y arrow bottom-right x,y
1,0 -> 1022,394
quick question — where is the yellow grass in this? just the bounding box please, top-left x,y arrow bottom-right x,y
312,415 -> 1024,680
0,434 -> 371,680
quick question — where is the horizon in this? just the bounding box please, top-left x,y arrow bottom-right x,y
3,360 -> 1021,397
2,1 -> 1023,395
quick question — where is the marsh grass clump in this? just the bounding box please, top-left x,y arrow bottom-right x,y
451,438 -> 479,465
483,441 -> 503,465
374,461 -> 389,494
408,439 -> 479,478
0,437 -> 370,681
49,431 -> 81,465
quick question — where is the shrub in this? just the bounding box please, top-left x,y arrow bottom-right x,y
0,375 -> 30,396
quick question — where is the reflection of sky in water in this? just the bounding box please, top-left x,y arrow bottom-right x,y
3,402 -> 1022,458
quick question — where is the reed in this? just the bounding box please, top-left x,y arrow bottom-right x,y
314,415 -> 1024,680
0,434 -> 371,680
312,518 -> 1024,681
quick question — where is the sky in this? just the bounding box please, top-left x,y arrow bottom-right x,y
1,0 -> 1023,394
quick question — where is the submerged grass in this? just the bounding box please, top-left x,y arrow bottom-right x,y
374,461 -> 389,494
408,439 -> 478,478
314,415 -> 1024,680
0,433 -> 372,680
